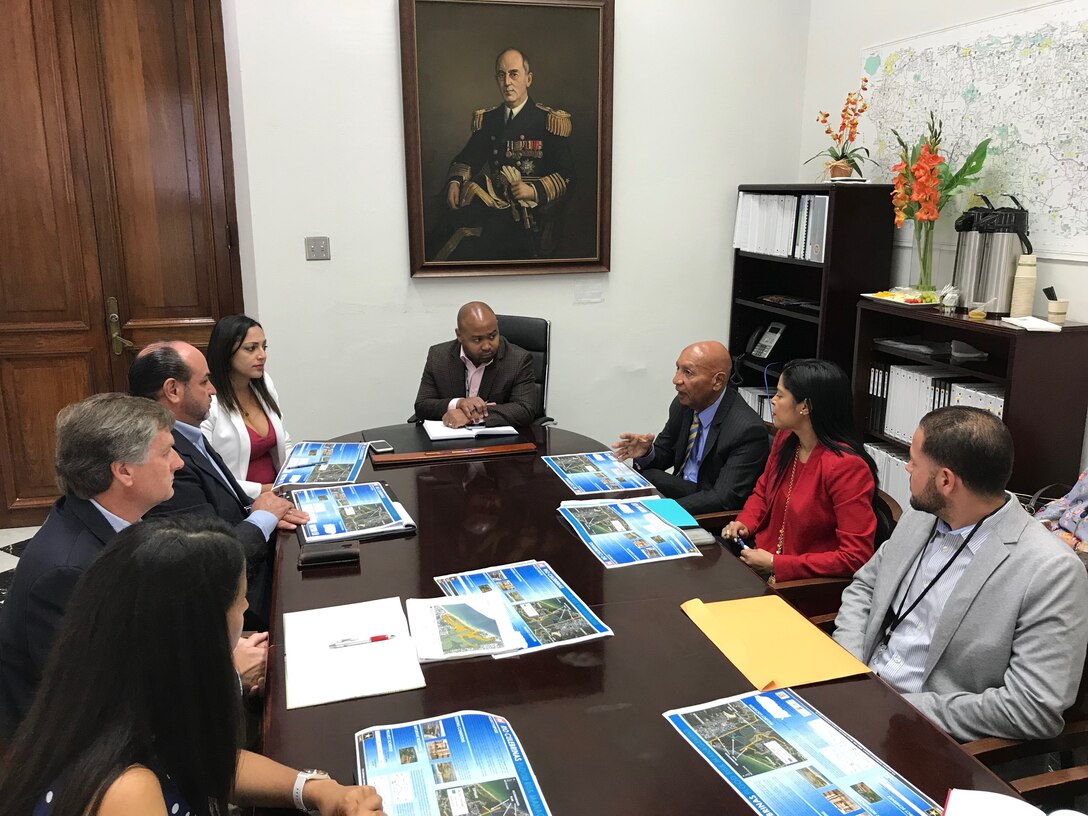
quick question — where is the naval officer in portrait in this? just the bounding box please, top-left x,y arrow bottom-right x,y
426,47 -> 575,262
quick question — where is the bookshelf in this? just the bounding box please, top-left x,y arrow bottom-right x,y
728,184 -> 894,397
852,298 -> 1088,492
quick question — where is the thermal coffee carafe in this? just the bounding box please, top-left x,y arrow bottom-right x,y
952,195 -> 1032,318
951,196 -> 993,309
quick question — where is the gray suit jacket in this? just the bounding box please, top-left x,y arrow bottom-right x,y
834,499 -> 1088,742
413,337 -> 537,427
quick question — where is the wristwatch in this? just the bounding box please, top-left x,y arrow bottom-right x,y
292,769 -> 330,812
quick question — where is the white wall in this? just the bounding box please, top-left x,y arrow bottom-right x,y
221,0 -> 811,445
798,0 -> 1088,469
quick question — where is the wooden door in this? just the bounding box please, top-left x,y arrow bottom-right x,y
0,0 -> 241,527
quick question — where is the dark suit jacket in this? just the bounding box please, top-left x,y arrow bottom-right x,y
145,429 -> 267,563
414,337 -> 537,427
639,389 -> 770,515
0,496 -> 116,736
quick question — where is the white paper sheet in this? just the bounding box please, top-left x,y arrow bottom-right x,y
406,594 -> 525,661
282,597 -> 425,709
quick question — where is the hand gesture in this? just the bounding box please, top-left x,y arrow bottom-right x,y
446,181 -> 461,210
307,780 -> 385,815
510,181 -> 536,203
722,521 -> 750,541
442,407 -> 472,429
455,397 -> 489,423
251,491 -> 310,530
611,432 -> 654,462
233,632 -> 268,695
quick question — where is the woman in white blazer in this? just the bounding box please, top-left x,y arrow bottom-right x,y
202,315 -> 292,500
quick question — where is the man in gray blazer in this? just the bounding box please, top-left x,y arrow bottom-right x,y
834,406 -> 1088,742
414,301 -> 537,428
612,341 -> 769,514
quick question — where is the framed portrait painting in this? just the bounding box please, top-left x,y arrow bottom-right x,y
399,0 -> 614,277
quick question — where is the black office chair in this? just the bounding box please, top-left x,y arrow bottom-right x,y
496,313 -> 552,425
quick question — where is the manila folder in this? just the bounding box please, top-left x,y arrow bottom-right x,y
681,595 -> 869,690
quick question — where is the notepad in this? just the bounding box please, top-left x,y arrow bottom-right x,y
281,597 -> 425,708
681,595 -> 869,690
422,420 -> 519,441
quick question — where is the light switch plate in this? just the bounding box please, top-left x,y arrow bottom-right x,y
305,236 -> 331,261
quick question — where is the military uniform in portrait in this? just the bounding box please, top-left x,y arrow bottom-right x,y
427,97 -> 575,262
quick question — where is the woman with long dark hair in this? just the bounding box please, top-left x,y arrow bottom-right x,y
0,515 -> 384,816
724,359 -> 877,582
202,314 -> 292,500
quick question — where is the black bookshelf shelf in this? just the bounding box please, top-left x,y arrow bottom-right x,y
729,183 -> 894,388
737,250 -> 823,268
853,299 -> 1088,490
870,341 -> 1007,384
734,298 -> 821,325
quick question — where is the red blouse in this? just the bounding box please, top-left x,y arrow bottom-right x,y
246,417 -> 278,487
735,430 -> 876,581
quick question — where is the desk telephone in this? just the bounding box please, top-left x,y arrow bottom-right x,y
747,322 -> 787,360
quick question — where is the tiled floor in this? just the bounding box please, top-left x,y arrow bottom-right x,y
0,526 -> 40,606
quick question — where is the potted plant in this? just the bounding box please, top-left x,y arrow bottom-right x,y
890,112 -> 990,290
804,77 -> 873,178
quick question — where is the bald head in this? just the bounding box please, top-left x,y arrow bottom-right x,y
674,341 -> 732,411
129,340 -> 216,425
455,302 -> 501,366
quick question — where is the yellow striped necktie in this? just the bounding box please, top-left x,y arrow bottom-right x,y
681,414 -> 700,469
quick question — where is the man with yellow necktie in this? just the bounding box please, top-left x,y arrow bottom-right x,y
612,342 -> 769,514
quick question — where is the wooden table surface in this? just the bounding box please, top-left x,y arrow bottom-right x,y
260,425 -> 1012,813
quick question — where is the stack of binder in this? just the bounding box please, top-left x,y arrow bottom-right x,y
869,363 -> 1007,442
865,444 -> 910,512
733,192 -> 828,262
737,386 -> 774,423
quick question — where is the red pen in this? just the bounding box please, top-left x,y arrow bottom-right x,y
328,635 -> 396,648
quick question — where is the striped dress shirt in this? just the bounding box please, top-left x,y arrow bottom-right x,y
870,500 -> 1013,693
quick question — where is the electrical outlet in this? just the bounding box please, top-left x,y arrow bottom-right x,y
305,236 -> 331,261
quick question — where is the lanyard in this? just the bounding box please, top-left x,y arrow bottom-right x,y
879,500 -> 1007,647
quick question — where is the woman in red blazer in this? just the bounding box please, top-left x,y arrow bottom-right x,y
724,359 -> 877,582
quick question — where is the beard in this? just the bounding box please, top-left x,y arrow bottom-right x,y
909,476 -> 946,517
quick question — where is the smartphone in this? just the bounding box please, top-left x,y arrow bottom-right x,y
369,439 -> 394,454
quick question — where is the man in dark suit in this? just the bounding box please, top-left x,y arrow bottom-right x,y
128,341 -> 308,628
426,48 -> 575,261
414,301 -> 537,428
613,342 -> 769,515
0,394 -> 182,736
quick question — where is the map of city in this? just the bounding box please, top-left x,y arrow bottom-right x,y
565,504 -> 632,536
513,596 -> 600,644
433,603 -> 502,655
435,778 -> 531,816
680,701 -> 805,779
860,1 -> 1088,258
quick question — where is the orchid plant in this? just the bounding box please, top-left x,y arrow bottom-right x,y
804,77 -> 874,177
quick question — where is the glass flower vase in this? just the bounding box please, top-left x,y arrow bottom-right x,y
912,220 -> 936,291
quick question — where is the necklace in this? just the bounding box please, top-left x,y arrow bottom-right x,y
776,449 -> 801,556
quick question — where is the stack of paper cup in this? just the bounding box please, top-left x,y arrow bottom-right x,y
1009,254 -> 1036,318
1047,298 -> 1069,326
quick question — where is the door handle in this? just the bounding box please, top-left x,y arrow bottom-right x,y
106,296 -> 134,356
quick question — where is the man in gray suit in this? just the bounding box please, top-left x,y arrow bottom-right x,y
414,301 -> 537,428
834,406 -> 1088,742
612,341 -> 769,514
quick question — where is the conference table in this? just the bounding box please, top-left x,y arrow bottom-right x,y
261,424 -> 1014,813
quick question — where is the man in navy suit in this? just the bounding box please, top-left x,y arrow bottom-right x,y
0,394 -> 182,736
129,341 -> 308,628
613,342 -> 770,515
